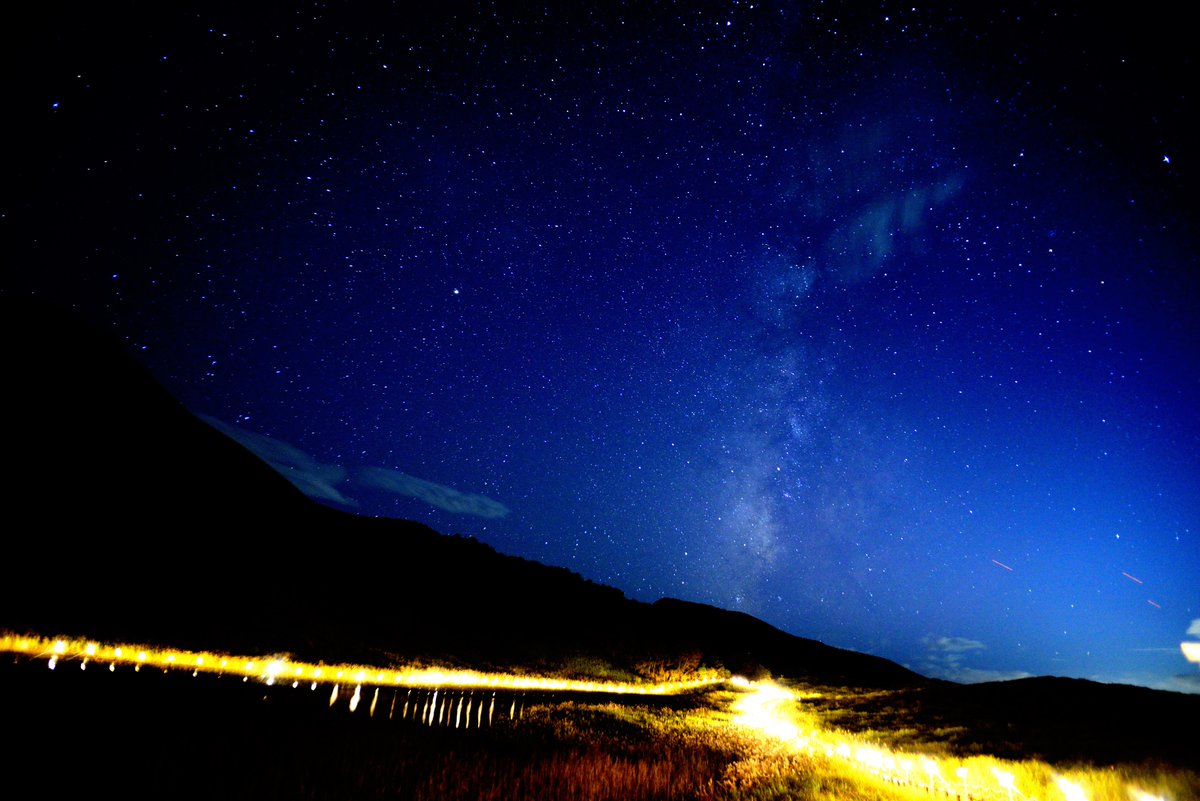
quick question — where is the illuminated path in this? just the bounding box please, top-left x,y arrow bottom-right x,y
0,632 -> 721,696
728,679 -> 1168,801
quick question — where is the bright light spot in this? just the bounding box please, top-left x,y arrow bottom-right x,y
1182,641 -> 1200,664
85,643 -> 96,656
994,768 -> 1015,789
48,656 -> 57,670
1128,788 -> 1165,801
349,684 -> 362,712
1058,777 -> 1089,801
53,641 -> 66,654
731,681 -> 798,740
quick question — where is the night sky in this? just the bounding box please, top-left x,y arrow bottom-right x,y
7,2 -> 1198,692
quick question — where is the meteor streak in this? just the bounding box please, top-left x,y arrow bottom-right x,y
1122,572 -> 1143,584
991,559 -> 1013,571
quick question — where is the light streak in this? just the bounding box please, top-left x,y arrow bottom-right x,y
0,631 -> 721,695
1146,600 -> 1161,609
1122,572 -> 1144,585
1128,789 -> 1165,801
994,767 -> 1017,801
726,679 -> 1098,801
731,680 -> 798,740
1056,776 -> 1089,801
992,559 -> 1014,571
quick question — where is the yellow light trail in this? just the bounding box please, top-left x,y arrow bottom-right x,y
0,631 -> 722,695
726,679 -> 1170,801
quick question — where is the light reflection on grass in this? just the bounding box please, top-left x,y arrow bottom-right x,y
3,630 -> 1196,800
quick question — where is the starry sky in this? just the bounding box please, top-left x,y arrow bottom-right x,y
6,2 -> 1198,692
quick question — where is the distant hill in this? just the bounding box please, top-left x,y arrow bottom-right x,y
0,293 -> 920,688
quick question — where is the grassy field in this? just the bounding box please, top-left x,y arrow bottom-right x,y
2,657 -> 1195,801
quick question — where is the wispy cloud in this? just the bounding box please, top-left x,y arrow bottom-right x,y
1188,618 -> 1200,638
199,416 -> 510,519
358,467 -> 509,519
199,414 -> 356,507
1168,674 -> 1200,694
918,635 -> 1030,684
927,636 -> 986,654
